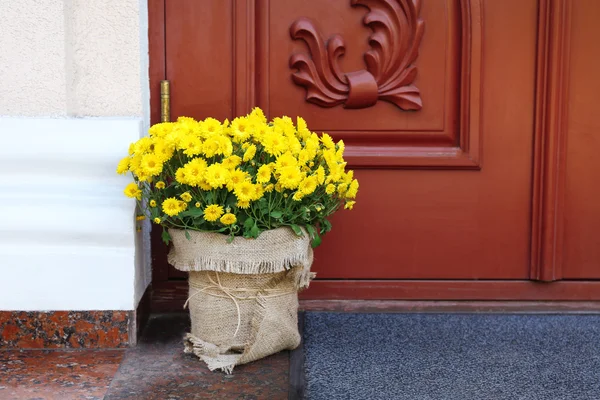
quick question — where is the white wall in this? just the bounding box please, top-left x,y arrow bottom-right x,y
0,0 -> 151,310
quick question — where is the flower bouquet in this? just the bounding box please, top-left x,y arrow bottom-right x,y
118,107 -> 358,373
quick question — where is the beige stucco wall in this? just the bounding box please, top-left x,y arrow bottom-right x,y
0,0 -> 147,117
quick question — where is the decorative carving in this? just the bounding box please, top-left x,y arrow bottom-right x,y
289,0 -> 425,111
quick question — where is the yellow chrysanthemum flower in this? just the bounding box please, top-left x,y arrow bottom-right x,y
222,155 -> 242,170
264,184 -> 275,193
124,183 -> 142,200
262,131 -> 287,156
180,192 -> 192,202
227,169 -> 250,191
277,166 -> 303,190
256,165 -> 272,184
344,200 -> 356,210
346,179 -> 359,199
236,200 -> 250,209
316,166 -> 325,185
201,117 -> 223,136
198,178 -> 212,191
140,154 -> 163,176
325,184 -> 336,195
175,168 -> 188,185
299,176 -> 318,196
183,158 -> 208,186
149,200 -> 157,207
204,164 -> 230,189
234,181 -> 255,202
153,139 -> 175,162
338,183 -> 348,196
155,181 -> 166,189
181,135 -> 203,157
162,198 -> 183,217
220,213 -> 237,225
231,117 -> 251,143
253,184 -> 264,201
275,152 -> 297,171
321,133 -> 335,150
153,217 -> 161,224
116,157 -> 130,175
292,191 -> 304,201
243,144 -> 257,162
203,204 -> 224,222
195,202 -> 201,208
136,215 -> 146,221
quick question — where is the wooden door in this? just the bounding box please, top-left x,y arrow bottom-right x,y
148,0 -> 600,310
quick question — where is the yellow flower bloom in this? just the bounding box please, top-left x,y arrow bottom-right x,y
338,183 -> 348,196
180,192 -> 192,202
222,155 -> 242,170
153,217 -> 161,224
175,168 -> 188,185
344,200 -> 356,210
277,166 -> 303,190
292,191 -> 304,201
299,176 -> 318,196
253,184 -> 264,201
256,165 -> 272,183
162,198 -> 183,217
231,117 -> 251,143
346,179 -> 359,199
275,152 -> 298,171
136,215 -> 146,221
262,131 -> 287,156
236,200 -> 250,209
124,183 -> 142,200
321,133 -> 335,149
227,169 -> 250,191
153,139 -> 175,162
149,200 -> 157,207
326,184 -> 336,195
201,117 -> 223,136
141,154 -> 163,176
220,213 -> 237,225
234,181 -> 255,202
181,135 -> 203,157
116,157 -> 130,175
155,181 -> 166,189
195,202 -> 201,208
204,164 -> 230,189
203,204 -> 224,222
316,166 -> 325,185
264,184 -> 275,192
243,144 -> 257,162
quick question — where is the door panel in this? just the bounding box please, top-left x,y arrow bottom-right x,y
562,0 -> 600,278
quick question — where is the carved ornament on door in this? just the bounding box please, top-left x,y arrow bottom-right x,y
289,0 -> 425,111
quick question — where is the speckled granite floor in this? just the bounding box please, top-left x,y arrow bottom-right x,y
0,314 -> 290,400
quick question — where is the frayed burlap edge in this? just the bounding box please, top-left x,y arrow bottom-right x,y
168,227 -> 315,289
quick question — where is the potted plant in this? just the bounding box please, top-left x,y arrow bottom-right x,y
118,107 -> 358,373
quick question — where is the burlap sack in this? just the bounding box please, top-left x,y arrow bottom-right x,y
167,227 -> 315,374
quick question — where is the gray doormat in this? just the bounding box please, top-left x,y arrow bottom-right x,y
302,313 -> 600,400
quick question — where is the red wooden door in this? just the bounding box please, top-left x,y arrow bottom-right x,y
148,0 -> 600,310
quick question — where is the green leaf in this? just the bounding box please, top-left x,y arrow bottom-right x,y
320,219 -> 332,234
226,235 -> 235,244
161,228 -> 171,245
306,224 -> 322,248
244,217 -> 255,230
184,230 -> 191,240
270,210 -> 283,219
290,224 -> 304,237
180,208 -> 204,217
249,224 -> 260,238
